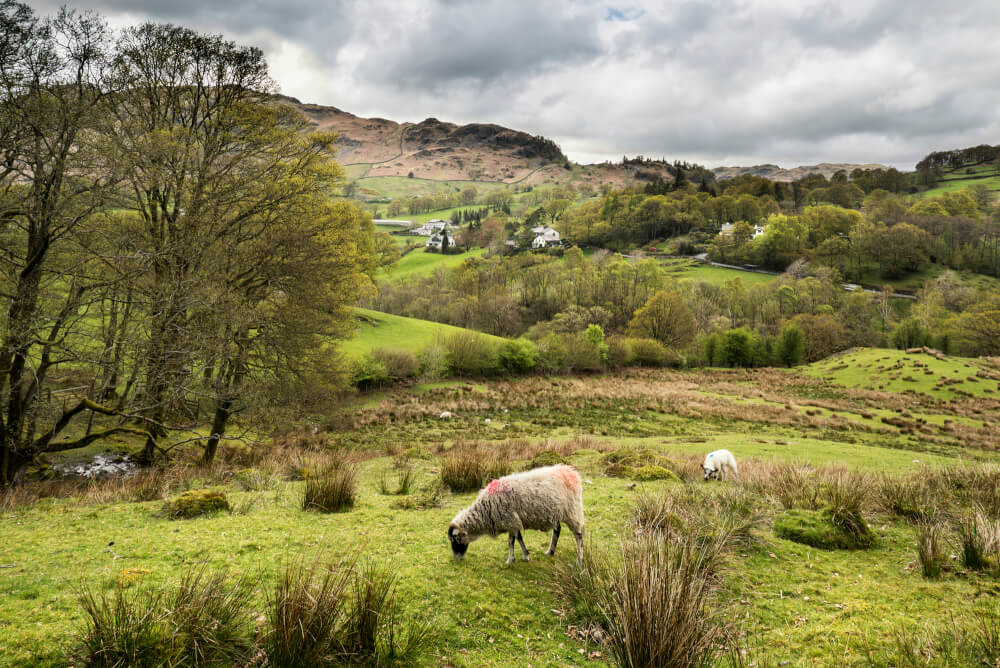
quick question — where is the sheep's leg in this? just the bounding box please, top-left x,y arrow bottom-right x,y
516,531 -> 530,561
545,524 -> 561,557
720,467 -> 727,482
573,529 -> 584,566
506,533 -> 516,565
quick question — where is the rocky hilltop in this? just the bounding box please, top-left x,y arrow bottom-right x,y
281,96 -> 568,183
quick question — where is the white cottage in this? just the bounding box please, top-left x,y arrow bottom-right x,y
426,229 -> 456,250
531,226 -> 561,249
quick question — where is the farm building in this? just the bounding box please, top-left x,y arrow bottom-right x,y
531,225 -> 561,249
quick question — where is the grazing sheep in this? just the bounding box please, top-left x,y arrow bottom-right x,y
703,449 -> 738,481
447,464 -> 585,565
439,411 -> 454,419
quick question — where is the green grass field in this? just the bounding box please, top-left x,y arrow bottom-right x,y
5,359 -> 1000,666
801,347 -> 998,400
920,162 -> 1000,197
661,258 -> 778,287
386,247 -> 487,280
339,307 -> 505,360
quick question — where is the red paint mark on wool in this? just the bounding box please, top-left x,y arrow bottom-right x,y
552,465 -> 581,492
486,479 -> 502,495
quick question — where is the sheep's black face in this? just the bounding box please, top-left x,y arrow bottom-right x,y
703,467 -> 718,481
448,526 -> 469,559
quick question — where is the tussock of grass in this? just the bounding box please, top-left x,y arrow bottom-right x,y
917,521 -> 948,579
302,465 -> 358,513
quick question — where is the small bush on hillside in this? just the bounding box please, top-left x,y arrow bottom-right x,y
624,337 -> 671,367
372,347 -> 420,380
529,450 -> 567,469
303,465 -> 358,513
774,509 -> 874,550
417,341 -> 449,380
351,354 -> 390,390
561,332 -> 604,371
630,464 -> 678,482
497,338 -> 538,373
165,489 -> 230,519
444,331 -> 499,376
535,333 -> 567,372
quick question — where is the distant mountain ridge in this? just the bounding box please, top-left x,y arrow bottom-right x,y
711,162 -> 888,182
279,96 -> 887,187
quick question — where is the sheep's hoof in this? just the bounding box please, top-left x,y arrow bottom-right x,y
544,550 -> 555,557
522,554 -> 530,562
505,558 -> 514,566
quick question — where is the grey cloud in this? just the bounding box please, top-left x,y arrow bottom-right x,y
22,0 -> 1000,169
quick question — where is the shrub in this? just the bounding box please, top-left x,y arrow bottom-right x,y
444,331 -> 499,376
630,464 -> 678,482
417,341 -> 449,380
497,338 -> 538,373
624,337 -> 670,367
165,489 -> 230,519
351,354 -> 391,390
917,521 -> 948,579
535,333 -> 567,372
372,347 -> 420,380
561,332 -> 604,371
776,322 -> 805,367
774,508 -> 874,550
303,465 -> 358,513
529,450 -> 567,468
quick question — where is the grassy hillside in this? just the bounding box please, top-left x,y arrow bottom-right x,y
339,307 -> 504,360
356,176 -> 505,201
802,347 -> 999,400
5,363 -> 1000,666
386,247 -> 486,280
921,162 -> 1000,197
661,257 -> 778,287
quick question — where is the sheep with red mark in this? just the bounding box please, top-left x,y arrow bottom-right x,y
447,464 -> 585,565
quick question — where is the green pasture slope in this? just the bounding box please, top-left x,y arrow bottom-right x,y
338,307 -> 504,360
802,347 -> 999,400
385,246 -> 486,280
921,162 -> 1000,197
661,257 -> 778,287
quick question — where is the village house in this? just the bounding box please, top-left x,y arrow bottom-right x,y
719,222 -> 766,239
412,219 -> 451,236
426,229 -> 456,250
531,225 -> 561,249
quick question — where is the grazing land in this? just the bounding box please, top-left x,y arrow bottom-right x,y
338,308 -> 504,361
661,257 -> 779,287
4,351 -> 1000,666
385,247 -> 487,280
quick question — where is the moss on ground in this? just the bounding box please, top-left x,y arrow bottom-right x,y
774,508 -> 874,550
165,489 -> 230,519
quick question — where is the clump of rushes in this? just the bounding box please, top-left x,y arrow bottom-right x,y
165,488 -> 230,519
303,464 -> 358,513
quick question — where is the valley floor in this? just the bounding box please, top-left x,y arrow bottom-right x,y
3,353 -> 1000,666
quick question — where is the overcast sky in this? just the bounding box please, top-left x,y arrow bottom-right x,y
27,0 -> 1000,169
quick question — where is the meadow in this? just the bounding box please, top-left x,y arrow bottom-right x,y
4,349 -> 1000,666
339,308 -> 504,361
384,246 -> 487,280
920,163 -> 1000,197
660,257 -> 779,287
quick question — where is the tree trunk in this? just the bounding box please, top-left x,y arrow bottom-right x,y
202,397 -> 232,465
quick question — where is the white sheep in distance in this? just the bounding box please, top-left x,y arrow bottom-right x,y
447,464 -> 585,565
703,449 -> 738,481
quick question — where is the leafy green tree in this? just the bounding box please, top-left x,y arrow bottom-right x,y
891,318 -> 930,350
627,289 -> 696,350
722,328 -> 756,367
776,322 -> 805,367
